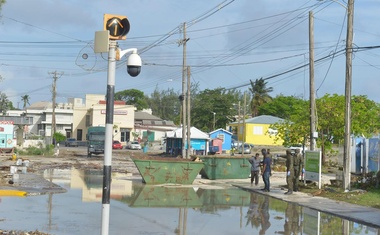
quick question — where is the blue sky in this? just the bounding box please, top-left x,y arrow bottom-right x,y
1,0 -> 379,108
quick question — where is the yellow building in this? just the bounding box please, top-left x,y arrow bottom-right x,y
72,94 -> 135,144
230,115 -> 284,146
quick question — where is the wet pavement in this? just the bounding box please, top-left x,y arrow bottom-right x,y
232,174 -> 380,230
0,168 -> 379,234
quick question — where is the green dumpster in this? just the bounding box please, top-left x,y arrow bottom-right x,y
131,157 -> 204,185
199,156 -> 250,180
196,188 -> 251,207
130,185 -> 202,208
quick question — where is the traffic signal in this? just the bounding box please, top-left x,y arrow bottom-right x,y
103,14 -> 130,40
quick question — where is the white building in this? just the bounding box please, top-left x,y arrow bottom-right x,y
6,94 -> 179,146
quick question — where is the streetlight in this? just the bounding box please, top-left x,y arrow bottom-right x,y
212,112 -> 216,130
96,14 -> 142,235
101,42 -> 141,234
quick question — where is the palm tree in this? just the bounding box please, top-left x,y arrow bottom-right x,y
21,94 -> 30,109
249,78 -> 273,117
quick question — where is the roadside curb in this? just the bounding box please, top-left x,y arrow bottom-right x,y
233,183 -> 380,229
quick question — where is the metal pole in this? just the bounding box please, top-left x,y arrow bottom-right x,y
343,0 -> 354,192
101,40 -> 116,235
213,112 -> 216,130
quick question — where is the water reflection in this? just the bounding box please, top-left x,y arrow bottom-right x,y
0,168 -> 378,235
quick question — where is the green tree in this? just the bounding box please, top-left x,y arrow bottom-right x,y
259,95 -> 307,120
115,89 -> 148,111
272,94 -> 380,165
249,78 -> 273,117
147,87 -> 182,124
0,92 -> 13,115
191,88 -> 238,132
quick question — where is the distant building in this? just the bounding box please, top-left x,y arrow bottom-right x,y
134,111 -> 177,143
229,115 -> 285,146
165,127 -> 210,156
209,128 -> 233,153
5,94 -> 179,146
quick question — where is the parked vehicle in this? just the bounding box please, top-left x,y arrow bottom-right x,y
112,140 -> 123,149
127,141 -> 142,150
288,144 -> 308,154
237,144 -> 252,154
87,126 -> 105,157
65,138 -> 78,147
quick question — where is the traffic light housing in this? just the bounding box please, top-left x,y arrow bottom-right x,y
103,14 -> 130,40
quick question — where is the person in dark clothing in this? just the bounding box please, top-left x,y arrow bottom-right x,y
261,148 -> 271,192
266,148 -> 273,163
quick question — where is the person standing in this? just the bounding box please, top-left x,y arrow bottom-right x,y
261,148 -> 271,192
293,149 -> 303,192
249,153 -> 261,186
279,149 -> 294,195
267,148 -> 273,163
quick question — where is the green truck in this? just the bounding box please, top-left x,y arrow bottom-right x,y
87,126 -> 105,158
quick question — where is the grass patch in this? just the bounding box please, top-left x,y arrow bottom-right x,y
300,184 -> 380,209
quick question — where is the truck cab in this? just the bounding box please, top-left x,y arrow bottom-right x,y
87,126 -> 106,158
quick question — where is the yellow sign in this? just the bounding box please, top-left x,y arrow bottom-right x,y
103,14 -> 130,40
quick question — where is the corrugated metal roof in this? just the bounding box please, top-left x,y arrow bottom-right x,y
166,126 -> 209,139
27,101 -> 52,110
209,128 -> 233,135
231,115 -> 285,124
245,115 -> 285,124
135,112 -> 162,121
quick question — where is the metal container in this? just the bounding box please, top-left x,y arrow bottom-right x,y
199,156 -> 251,180
132,157 -> 204,185
130,185 -> 202,208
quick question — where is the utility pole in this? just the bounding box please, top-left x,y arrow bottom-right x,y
242,92 -> 246,157
309,11 -> 316,151
186,66 -> 191,158
238,101 -> 241,144
181,22 -> 189,158
343,0 -> 354,192
49,71 -> 63,144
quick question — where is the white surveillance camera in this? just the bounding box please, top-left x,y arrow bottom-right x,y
127,53 -> 141,77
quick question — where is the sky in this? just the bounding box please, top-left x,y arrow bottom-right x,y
1,0 -> 380,108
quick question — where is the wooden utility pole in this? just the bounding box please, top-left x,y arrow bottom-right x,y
186,66 -> 191,158
181,22 -> 188,158
309,11 -> 316,151
343,0 -> 354,192
49,71 -> 63,144
242,92 -> 246,157
237,101 -> 241,143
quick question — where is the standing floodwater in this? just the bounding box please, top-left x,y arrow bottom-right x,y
0,168 -> 378,235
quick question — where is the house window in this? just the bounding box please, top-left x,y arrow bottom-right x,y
120,128 -> 131,142
86,115 -> 91,127
253,126 -> 263,135
217,134 -> 225,143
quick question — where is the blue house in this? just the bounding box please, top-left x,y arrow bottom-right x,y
209,128 -> 233,153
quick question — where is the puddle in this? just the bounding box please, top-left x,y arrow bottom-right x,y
0,168 -> 378,235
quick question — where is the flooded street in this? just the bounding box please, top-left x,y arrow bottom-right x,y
0,168 -> 379,235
